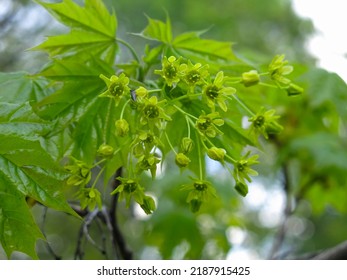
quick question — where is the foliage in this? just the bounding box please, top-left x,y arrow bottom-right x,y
0,0 -> 346,260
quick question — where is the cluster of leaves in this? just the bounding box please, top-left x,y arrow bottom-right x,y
0,0 -> 303,259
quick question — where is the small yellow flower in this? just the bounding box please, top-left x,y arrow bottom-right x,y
203,71 -> 236,112
99,73 -> 130,105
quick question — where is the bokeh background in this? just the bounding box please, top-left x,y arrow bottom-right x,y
1,0 -> 346,260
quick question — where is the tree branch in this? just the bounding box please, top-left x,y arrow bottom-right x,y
109,168 -> 133,260
311,240 -> 347,260
268,164 -> 293,259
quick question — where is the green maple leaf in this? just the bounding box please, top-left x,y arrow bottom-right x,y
38,56 -> 114,81
173,31 -> 236,61
0,72 -> 54,104
32,0 -> 117,62
0,102 -> 78,259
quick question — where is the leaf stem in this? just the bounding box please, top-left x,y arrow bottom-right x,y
185,116 -> 191,139
259,82 -> 278,89
229,95 -> 255,116
172,104 -> 198,120
164,132 -> 177,155
103,100 -> 113,143
92,158 -> 107,168
165,93 -> 202,105
116,38 -> 140,64
225,154 -> 237,164
196,134 -> 204,180
91,165 -> 106,189
120,98 -> 131,119
148,89 -> 162,93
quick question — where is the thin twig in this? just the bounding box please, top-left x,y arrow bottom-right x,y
268,164 -> 293,259
311,240 -> 347,260
41,207 -> 62,260
94,216 -> 109,259
74,223 -> 86,260
83,209 -> 106,255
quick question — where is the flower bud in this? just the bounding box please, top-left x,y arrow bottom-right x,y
189,199 -> 202,213
140,196 -> 156,215
241,70 -> 260,87
175,152 -> 191,168
88,189 -> 96,198
180,137 -> 194,154
135,86 -> 148,98
97,144 -> 114,158
115,119 -> 129,137
265,121 -> 283,135
234,181 -> 248,197
207,147 -> 226,162
286,83 -> 303,96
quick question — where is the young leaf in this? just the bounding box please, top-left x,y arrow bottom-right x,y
140,16 -> 172,43
136,16 -> 237,63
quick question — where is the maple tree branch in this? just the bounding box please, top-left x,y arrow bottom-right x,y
310,240 -> 347,260
268,164 -> 293,259
109,168 -> 133,260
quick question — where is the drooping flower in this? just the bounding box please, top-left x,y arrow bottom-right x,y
268,54 -> 293,85
136,153 -> 161,179
140,96 -> 171,126
203,71 -> 236,112
77,187 -> 102,210
248,107 -> 283,139
111,177 -> 156,214
132,130 -> 161,157
65,157 -> 91,187
196,111 -> 224,138
181,178 -> 217,212
233,151 -> 259,184
111,177 -> 145,207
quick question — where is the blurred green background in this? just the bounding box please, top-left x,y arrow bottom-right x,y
1,0 -> 346,260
